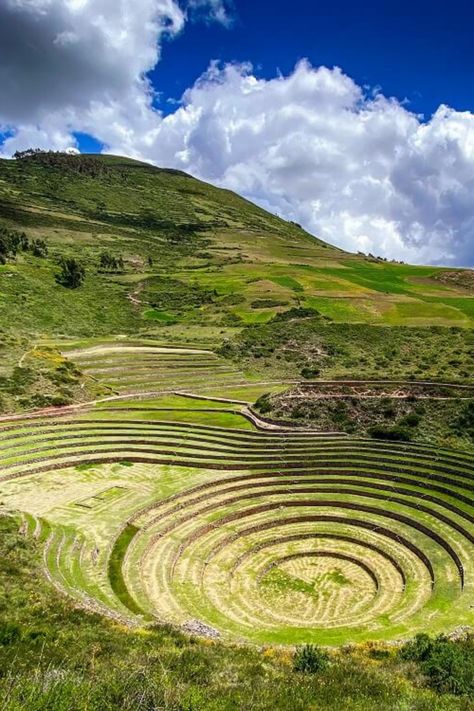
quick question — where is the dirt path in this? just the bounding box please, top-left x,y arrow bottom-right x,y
18,345 -> 37,367
0,375 -> 471,426
283,393 -> 474,401
127,282 -> 146,309
1,374 -> 470,426
175,392 -> 251,406
303,379 -> 474,390
0,384 -> 295,427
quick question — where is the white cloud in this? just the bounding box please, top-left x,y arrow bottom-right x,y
0,0 -> 186,125
1,3 -> 474,266
187,0 -> 234,26
145,62 -> 474,266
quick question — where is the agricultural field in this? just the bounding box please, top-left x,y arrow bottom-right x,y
0,153 -> 473,707
0,342 -> 473,648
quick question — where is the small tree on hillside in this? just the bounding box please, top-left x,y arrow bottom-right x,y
30,239 -> 48,257
0,228 -> 29,262
98,251 -> 124,272
55,257 -> 85,289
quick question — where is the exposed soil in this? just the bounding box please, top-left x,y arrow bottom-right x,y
434,269 -> 474,292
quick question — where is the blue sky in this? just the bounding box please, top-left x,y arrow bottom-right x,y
70,0 -> 474,152
158,0 -> 474,118
1,0 -> 474,265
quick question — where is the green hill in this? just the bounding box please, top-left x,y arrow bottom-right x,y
0,151 -> 473,344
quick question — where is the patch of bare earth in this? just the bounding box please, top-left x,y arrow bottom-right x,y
434,269 -> 474,292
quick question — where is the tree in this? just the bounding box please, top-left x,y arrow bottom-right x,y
98,251 -> 124,272
30,239 -> 48,258
0,228 -> 28,262
0,235 -> 9,264
99,252 -> 112,271
13,148 -> 43,160
55,257 -> 85,289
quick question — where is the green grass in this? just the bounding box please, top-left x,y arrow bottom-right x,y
107,524 -> 150,617
144,309 -> 177,323
96,394 -> 247,410
270,275 -> 304,292
262,567 -> 328,599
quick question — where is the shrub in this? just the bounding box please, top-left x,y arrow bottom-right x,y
272,307 -> 321,322
220,312 -> 243,326
454,402 -> 474,440
422,638 -> 474,696
400,634 -> 474,697
300,366 -> 321,379
400,413 -> 421,428
254,393 -> 273,414
30,238 -> 48,257
293,644 -> 330,674
220,293 -> 245,306
0,621 -> 22,646
98,251 -> 124,272
251,298 -> 287,309
368,425 -> 412,442
50,395 -> 73,407
55,257 -> 85,289
400,633 -> 433,662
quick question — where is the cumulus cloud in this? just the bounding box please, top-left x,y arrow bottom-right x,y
0,0 -> 186,125
120,61 -> 472,266
1,2 -> 473,265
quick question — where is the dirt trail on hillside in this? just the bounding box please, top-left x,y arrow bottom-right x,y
127,282 -> 146,309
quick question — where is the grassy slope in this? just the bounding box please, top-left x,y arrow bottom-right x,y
0,153 -> 472,341
220,317 -> 474,383
0,152 -> 472,411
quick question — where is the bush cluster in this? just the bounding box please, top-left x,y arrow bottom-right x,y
55,257 -> 86,289
0,227 -> 48,264
293,644 -> 330,673
368,425 -> 412,442
400,634 -> 474,696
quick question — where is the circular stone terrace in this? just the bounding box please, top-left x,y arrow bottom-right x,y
1,344 -> 473,645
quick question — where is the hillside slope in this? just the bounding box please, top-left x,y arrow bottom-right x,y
0,151 -> 473,342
